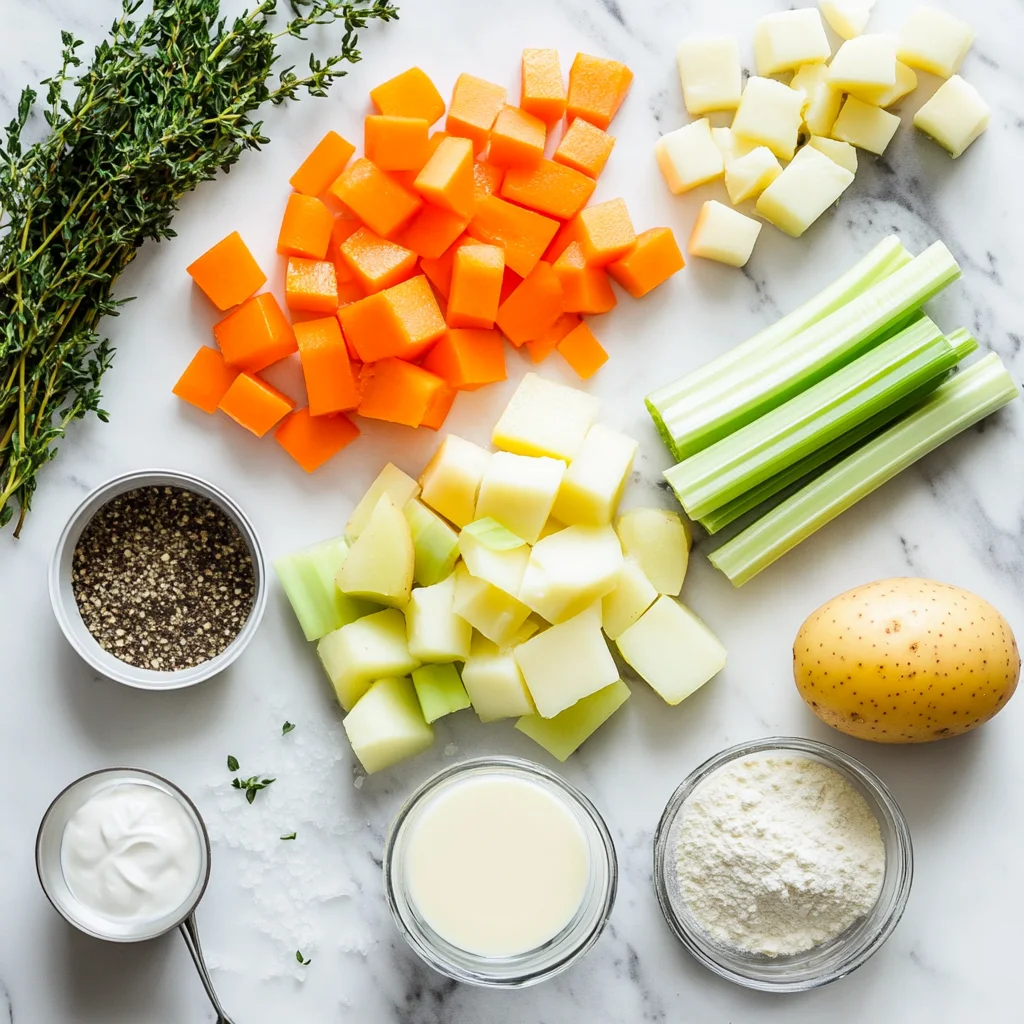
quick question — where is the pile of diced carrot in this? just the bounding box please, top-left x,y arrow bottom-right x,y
175,51 -> 685,473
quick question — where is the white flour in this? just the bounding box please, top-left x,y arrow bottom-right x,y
677,755 -> 885,957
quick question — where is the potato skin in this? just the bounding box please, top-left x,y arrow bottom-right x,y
794,578 -> 1020,743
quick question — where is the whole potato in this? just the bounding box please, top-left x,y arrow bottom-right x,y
794,578 -> 1020,743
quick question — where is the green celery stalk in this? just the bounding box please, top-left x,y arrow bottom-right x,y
708,353 -> 1018,586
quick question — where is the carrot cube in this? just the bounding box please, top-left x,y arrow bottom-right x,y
566,53 -> 634,130
554,118 -> 615,178
473,161 -> 504,201
186,232 -> 266,311
213,293 -> 297,372
285,258 -> 339,314
521,49 -> 567,125
294,316 -> 360,416
558,321 -> 608,379
488,106 -> 547,168
573,198 -> 637,266
370,67 -> 446,126
496,261 -> 564,346
446,74 -> 507,154
277,194 -> 334,259
500,158 -> 596,220
499,267 -> 523,305
448,244 -> 504,329
419,234 -> 470,299
525,313 -> 581,364
339,275 -> 446,362
422,328 -> 507,390
329,158 -> 422,238
414,136 -> 476,219
339,227 -> 417,294
328,216 -> 362,263
364,115 -> 431,171
607,227 -> 685,298
218,373 -> 296,437
337,280 -> 366,307
552,242 -> 617,315
357,358 -> 447,428
420,381 -> 457,431
173,346 -> 240,414
398,205 -> 470,260
467,195 -> 560,278
290,131 -> 356,197
275,408 -> 360,473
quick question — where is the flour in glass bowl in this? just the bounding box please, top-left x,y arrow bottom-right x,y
677,755 -> 885,957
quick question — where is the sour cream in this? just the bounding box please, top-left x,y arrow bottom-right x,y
60,782 -> 202,923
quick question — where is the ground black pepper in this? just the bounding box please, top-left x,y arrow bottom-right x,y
71,486 -> 256,671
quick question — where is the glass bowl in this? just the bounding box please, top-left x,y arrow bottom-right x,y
653,736 -> 913,992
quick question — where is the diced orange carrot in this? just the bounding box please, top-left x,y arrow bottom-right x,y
294,316 -> 360,416
213,293 -> 297,372
364,115 -> 431,171
525,313 -> 581,363
473,160 -> 504,201
290,131 -> 356,196
448,244 -> 504,329
422,328 -> 507,390
328,215 -> 362,263
339,227 -> 418,294
420,381 -> 457,431
553,118 -> 615,178
566,53 -> 634,130
500,158 -> 596,220
277,194 -> 334,259
337,279 -> 366,307
357,358 -> 447,427
572,198 -> 637,266
552,242 -> 617,314
521,49 -> 567,124
419,234 -> 470,298
173,346 -> 240,414
285,258 -> 339,314
398,205 -> 469,259
329,158 -> 422,238
218,373 -> 296,437
446,74 -> 507,154
543,218 -> 579,263
370,67 -> 446,125
414,136 -> 476,219
496,261 -> 564,346
488,106 -> 547,167
388,130 -> 448,191
186,232 -> 267,311
275,408 -> 360,472
499,267 -> 523,305
467,195 -> 560,278
339,275 -> 446,362
558,321 -> 608,378
607,227 -> 685,298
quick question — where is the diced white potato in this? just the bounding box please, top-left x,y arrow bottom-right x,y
913,75 -> 989,159
807,135 -> 859,174
831,96 -> 900,155
518,524 -> 624,624
756,144 -> 855,237
688,201 -> 762,269
677,35 -> 743,115
790,63 -> 829,112
510,615 -> 545,646
344,676 -> 434,774
346,463 -> 420,540
515,680 -> 630,762
317,608 -> 419,711
731,77 -> 804,161
475,452 -> 565,545
336,493 -> 414,608
615,596 -> 727,705
419,435 -> 490,528
537,517 -> 566,541
819,0 -> 875,40
711,126 -> 757,165
404,498 -> 460,588
458,529 -> 530,597
874,61 -> 918,108
405,574 -> 472,663
804,82 -> 843,138
754,9 -> 831,76
601,558 -> 659,641
514,609 -> 619,718
461,633 -> 535,722
411,663 -> 471,723
615,508 -> 691,594
552,424 -> 638,527
827,34 -> 897,104
452,562 -> 532,646
724,147 -> 783,205
492,373 -> 599,461
654,119 -> 725,195
897,5 -> 973,78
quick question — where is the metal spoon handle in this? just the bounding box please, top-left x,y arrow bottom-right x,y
179,913 -> 236,1024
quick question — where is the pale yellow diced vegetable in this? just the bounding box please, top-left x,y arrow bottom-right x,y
807,135 -> 859,174
615,508 -> 690,595
419,435 -> 490,528
346,463 -> 419,540
405,574 -> 472,663
677,35 -> 743,115
754,9 -> 831,76
515,680 -> 630,762
336,493 -> 414,608
803,81 -> 844,137
654,119 -> 724,194
601,558 -> 658,641
831,96 -> 900,155
819,0 -> 875,40
756,144 -> 855,237
897,5 -> 974,78
790,63 -> 829,114
492,373 -> 598,461
689,201 -> 762,269
461,634 -> 535,722
725,146 -> 783,205
458,529 -> 530,597
343,677 -> 433,775
552,423 -> 638,527
913,75 -> 989,158
711,126 -> 757,165
874,62 -> 918,108
731,77 -> 804,161
452,562 -> 533,647
475,452 -> 565,545
827,34 -> 898,104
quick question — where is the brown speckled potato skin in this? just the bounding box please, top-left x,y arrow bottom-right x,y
793,578 -> 1020,743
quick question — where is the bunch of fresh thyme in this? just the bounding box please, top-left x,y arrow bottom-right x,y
0,0 -> 397,535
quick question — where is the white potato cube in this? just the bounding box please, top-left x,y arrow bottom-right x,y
807,135 -> 859,173
419,435 -> 490,528
336,493 -> 414,608
514,610 -> 619,718
461,634 -> 536,722
615,508 -> 690,595
405,574 -> 472,663
731,77 -> 804,161
346,463 -> 419,540
724,147 -> 783,205
343,677 -> 434,774
510,615 -> 545,646
914,75 -> 989,158
654,119 -> 724,195
791,65 -> 843,138
552,424 -> 638,526
475,452 -> 565,545
492,373 -> 599,461
688,201 -> 762,269
711,126 -> 757,165
819,0 -> 875,40
827,34 -> 897,104
601,558 -> 658,641
754,9 -> 831,76
615,596 -> 727,705
756,144 -> 855,237
874,62 -> 918,108
452,562 -> 532,646
790,63 -> 828,112
515,679 -> 630,762
677,35 -> 742,115
831,95 -> 900,155
458,529 -> 530,597
898,5 -> 973,78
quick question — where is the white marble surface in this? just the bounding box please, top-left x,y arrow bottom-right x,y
1,0 -> 1023,1020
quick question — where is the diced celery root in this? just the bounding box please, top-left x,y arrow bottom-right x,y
756,145 -> 855,238
689,201 -> 762,269
654,119 -> 725,195
492,373 -> 599,461
475,452 -> 566,545
552,424 -> 638,526
731,77 -> 804,161
458,529 -> 530,596
404,498 -> 460,587
452,562 -> 532,646
754,9 -> 831,76
405,574 -> 472,663
875,62 -> 918,108
897,6 -> 974,78
516,680 -> 630,761
832,96 -> 900,155
343,677 -> 434,774
819,0 -> 875,40
677,35 -> 743,115
461,634 -> 535,722
346,464 -> 420,540
412,664 -> 471,723
419,435 -> 491,528
712,126 -> 758,165
807,136 -> 859,174
725,147 -> 783,205
615,508 -> 690,595
601,558 -> 659,640
336,493 -> 414,607
914,76 -> 989,159
827,34 -> 898,104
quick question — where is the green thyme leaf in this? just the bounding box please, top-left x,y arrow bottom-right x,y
282,721 -> 295,735
296,950 -> 311,966
227,755 -> 240,772
281,832 -> 297,841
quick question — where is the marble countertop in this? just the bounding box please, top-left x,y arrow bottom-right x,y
2,0 -> 1022,1020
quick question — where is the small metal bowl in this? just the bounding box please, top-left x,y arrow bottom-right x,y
49,469 -> 267,690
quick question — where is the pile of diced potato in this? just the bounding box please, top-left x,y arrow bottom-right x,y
656,2 -> 988,267
275,375 -> 727,773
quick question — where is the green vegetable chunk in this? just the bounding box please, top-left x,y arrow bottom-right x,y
411,664 -> 472,723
